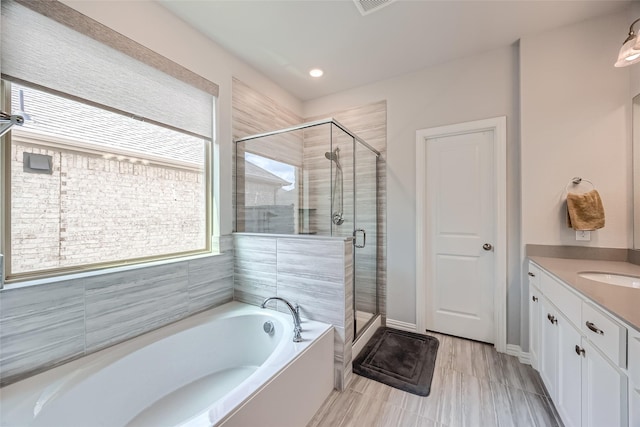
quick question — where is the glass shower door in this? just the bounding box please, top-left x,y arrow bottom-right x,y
354,141 -> 378,338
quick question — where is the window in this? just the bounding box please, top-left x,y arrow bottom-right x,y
241,152 -> 298,234
4,83 -> 209,278
0,0 -> 218,282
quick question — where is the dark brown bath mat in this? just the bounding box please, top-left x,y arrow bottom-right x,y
353,327 -> 439,396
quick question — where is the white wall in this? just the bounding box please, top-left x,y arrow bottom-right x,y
520,11 -> 632,250
304,46 -> 521,343
61,0 -> 303,237
305,8 -> 635,349
518,9 -> 634,351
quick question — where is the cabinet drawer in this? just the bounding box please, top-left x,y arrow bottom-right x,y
541,272 -> 581,329
582,302 -> 627,368
629,331 -> 640,385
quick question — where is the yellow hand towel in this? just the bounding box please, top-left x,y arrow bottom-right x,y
566,189 -> 605,230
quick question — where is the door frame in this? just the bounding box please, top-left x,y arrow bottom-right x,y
415,116 -> 507,353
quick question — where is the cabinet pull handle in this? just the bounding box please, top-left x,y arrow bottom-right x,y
532,295 -> 538,302
547,314 -> 557,324
575,345 -> 586,357
586,321 -> 604,335
528,272 -> 535,277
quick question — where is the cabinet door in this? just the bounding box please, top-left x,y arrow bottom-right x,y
556,313 -> 582,427
582,340 -> 628,427
539,297 -> 559,400
631,384 -> 640,427
529,284 -> 541,371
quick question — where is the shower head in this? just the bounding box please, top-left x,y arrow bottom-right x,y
324,151 -> 337,161
324,148 -> 342,170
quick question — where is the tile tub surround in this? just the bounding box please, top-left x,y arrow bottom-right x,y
529,256 -> 640,331
0,246 -> 234,387
233,233 -> 354,390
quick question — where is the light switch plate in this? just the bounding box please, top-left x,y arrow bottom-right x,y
576,230 -> 591,241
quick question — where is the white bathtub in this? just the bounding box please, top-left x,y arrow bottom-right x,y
0,302 -> 334,427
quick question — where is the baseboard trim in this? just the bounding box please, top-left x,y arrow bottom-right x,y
506,344 -> 531,365
385,321 -> 529,364
386,319 -> 417,332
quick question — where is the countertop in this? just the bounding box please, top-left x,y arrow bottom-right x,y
529,256 -> 640,332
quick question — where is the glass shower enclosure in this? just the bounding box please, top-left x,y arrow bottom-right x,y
234,118 -> 379,339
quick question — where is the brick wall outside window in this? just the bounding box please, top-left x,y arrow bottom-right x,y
10,141 -> 206,275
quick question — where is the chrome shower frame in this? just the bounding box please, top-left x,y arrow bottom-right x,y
234,117 -> 380,232
234,118 -> 380,156
235,117 -> 381,341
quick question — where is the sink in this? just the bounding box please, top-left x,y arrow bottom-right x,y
578,272 -> 640,289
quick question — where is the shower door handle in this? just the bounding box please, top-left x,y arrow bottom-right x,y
353,229 -> 366,248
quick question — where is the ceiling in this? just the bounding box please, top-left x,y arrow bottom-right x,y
159,0 -> 631,101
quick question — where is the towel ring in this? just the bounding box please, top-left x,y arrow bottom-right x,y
565,177 -> 595,194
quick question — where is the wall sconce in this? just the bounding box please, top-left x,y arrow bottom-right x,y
615,18 -> 640,67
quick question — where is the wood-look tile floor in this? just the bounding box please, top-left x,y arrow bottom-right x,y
308,331 -> 562,427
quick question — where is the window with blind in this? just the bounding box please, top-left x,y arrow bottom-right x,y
0,0 -> 218,282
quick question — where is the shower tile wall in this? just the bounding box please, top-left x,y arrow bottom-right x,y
341,241 -> 355,389
231,78 -> 387,322
233,234 -> 354,391
232,78 -> 304,233
307,102 -> 388,319
0,247 -> 234,387
302,125 -> 354,237
233,236 -> 277,306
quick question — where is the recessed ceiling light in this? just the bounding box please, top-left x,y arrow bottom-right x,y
309,68 -> 324,78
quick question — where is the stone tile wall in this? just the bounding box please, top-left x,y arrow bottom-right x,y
233,233 -> 354,390
0,237 -> 233,386
232,77 -> 387,327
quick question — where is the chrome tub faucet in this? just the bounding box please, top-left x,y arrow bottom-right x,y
260,297 -> 303,342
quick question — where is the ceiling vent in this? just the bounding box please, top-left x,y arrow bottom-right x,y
353,0 -> 397,16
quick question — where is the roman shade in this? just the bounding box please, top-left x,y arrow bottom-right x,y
1,0 -> 218,139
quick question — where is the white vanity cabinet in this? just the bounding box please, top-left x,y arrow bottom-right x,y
528,261 -> 633,427
629,329 -> 640,427
539,295 -> 558,398
557,311 -> 582,427
580,339 -> 628,427
528,264 -> 542,371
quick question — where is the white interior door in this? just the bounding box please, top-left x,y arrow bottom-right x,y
425,129 -> 495,342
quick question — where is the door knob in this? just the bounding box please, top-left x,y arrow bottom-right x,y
482,243 -> 493,251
